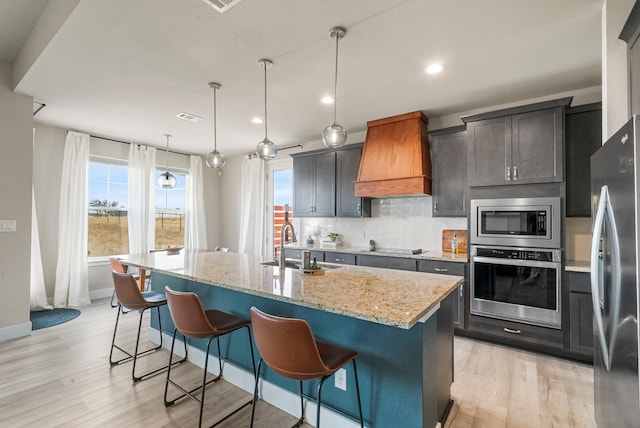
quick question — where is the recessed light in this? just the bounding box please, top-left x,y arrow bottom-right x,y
251,117 -> 263,124
425,64 -> 443,75
321,96 -> 334,104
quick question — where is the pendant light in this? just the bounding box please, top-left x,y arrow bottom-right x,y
157,134 -> 177,189
256,58 -> 277,160
322,26 -> 347,148
205,82 -> 225,168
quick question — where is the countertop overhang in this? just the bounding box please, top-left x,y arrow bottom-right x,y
123,250 -> 463,329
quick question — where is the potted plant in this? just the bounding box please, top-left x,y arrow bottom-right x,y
327,232 -> 340,241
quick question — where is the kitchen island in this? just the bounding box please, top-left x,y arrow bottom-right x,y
124,250 -> 462,428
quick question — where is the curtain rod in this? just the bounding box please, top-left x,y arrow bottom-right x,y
90,134 -> 192,157
247,144 -> 303,159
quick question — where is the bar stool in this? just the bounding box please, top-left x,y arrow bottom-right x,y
109,271 -> 186,381
163,287 -> 257,428
249,307 -> 364,428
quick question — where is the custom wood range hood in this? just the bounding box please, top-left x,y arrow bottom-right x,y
355,111 -> 432,198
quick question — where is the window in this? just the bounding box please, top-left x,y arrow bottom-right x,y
267,160 -> 293,259
154,170 -> 186,248
87,158 -> 187,260
88,160 -> 129,258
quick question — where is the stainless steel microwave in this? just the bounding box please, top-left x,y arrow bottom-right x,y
470,197 -> 561,249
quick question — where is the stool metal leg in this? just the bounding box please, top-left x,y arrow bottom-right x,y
352,359 -> 364,428
250,358 -> 265,427
293,381 -> 304,428
316,376 -> 330,428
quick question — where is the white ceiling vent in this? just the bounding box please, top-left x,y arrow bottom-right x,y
176,112 -> 202,122
200,0 -> 243,13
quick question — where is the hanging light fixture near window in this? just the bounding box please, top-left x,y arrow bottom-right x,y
205,82 -> 225,168
322,26 -> 347,148
158,134 -> 177,189
256,58 -> 277,160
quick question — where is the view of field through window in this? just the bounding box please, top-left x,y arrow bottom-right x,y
88,161 -> 187,258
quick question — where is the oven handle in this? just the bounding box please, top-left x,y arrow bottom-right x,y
471,256 -> 560,269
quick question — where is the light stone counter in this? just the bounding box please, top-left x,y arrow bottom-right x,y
566,260 -> 590,273
123,250 -> 462,329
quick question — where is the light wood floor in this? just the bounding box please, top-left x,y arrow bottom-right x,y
0,299 -> 595,427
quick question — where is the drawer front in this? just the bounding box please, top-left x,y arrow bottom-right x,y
417,260 -> 465,276
324,252 -> 356,265
469,315 -> 563,349
357,255 -> 416,271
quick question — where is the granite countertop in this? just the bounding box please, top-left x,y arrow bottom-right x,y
566,260 -> 590,273
285,244 -> 469,263
123,250 -> 463,330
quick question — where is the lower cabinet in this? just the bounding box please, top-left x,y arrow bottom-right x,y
356,254 -> 417,271
417,260 -> 467,329
283,248 -> 324,263
567,271 -> 594,359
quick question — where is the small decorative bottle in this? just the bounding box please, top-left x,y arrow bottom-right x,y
451,233 -> 459,254
306,235 -> 314,247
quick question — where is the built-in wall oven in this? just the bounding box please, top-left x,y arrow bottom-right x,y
470,245 -> 562,328
470,197 -> 562,329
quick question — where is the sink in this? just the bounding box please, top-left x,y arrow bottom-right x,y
260,261 -> 301,269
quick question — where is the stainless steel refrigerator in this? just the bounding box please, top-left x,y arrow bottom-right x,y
590,115 -> 640,427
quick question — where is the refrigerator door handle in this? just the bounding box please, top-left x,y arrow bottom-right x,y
590,185 -> 622,372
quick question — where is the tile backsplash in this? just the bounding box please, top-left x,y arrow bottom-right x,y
295,196 -> 467,251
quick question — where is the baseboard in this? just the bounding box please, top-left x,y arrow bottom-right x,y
89,287 -> 113,301
0,321 -> 32,342
149,328 -> 363,428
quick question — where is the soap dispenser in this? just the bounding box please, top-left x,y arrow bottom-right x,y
451,233 -> 459,254
306,235 -> 314,247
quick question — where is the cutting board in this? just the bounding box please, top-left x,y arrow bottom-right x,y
442,230 -> 468,254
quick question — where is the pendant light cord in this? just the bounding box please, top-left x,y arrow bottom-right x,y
213,86 -> 217,152
164,134 -> 170,171
264,63 -> 268,139
333,32 -> 339,123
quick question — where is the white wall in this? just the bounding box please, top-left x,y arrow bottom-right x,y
603,0 -> 636,138
0,62 -> 33,340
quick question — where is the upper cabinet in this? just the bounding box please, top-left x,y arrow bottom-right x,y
463,97 -> 570,187
292,143 -> 370,218
429,126 -> 467,217
292,151 -> 336,217
336,145 -> 371,217
565,103 -> 602,217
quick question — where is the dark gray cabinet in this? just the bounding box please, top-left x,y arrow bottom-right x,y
464,98 -> 569,187
292,144 -> 369,218
565,103 -> 602,217
567,271 -> 593,358
336,145 -> 371,217
356,254 -> 416,271
283,248 -> 324,263
324,252 -> 356,265
417,260 -> 467,328
429,126 -> 467,217
292,152 -> 335,217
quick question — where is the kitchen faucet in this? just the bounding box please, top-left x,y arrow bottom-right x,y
279,221 -> 296,269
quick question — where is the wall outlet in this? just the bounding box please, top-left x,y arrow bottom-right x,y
335,368 -> 347,391
0,220 -> 16,232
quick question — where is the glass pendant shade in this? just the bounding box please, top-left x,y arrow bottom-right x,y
205,150 -> 225,168
206,82 -> 225,168
158,171 -> 177,189
323,26 -> 348,148
256,137 -> 277,160
322,121 -> 348,148
256,59 -> 277,160
158,134 -> 176,189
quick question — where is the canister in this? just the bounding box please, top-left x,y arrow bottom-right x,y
302,250 -> 311,269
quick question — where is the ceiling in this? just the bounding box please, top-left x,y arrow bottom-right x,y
1,0 -> 603,157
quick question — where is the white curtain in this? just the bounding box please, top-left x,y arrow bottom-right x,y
54,131 -> 90,308
30,186 -> 52,311
185,155 -> 208,250
128,144 -> 156,254
238,157 -> 265,255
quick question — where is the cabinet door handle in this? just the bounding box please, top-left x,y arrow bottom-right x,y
357,203 -> 361,213
434,268 -> 448,272
337,258 -> 344,262
513,166 -> 518,181
506,166 -> 511,181
433,202 -> 438,212
503,327 -> 522,334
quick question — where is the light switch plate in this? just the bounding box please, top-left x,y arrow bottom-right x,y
0,220 -> 16,232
